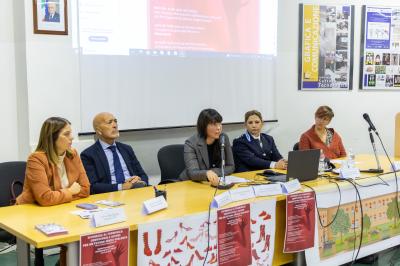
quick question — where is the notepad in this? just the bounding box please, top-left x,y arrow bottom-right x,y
35,223 -> 68,237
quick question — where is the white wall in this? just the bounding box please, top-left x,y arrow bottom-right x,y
273,0 -> 400,160
2,0 -> 399,176
0,0 -> 19,161
19,0 -> 249,177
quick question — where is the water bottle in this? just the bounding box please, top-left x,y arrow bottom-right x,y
347,148 -> 355,168
319,149 -> 326,174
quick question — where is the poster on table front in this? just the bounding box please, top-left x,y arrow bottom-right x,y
284,191 -> 316,253
137,199 -> 276,266
217,204 -> 251,266
299,4 -> 354,90
305,173 -> 400,266
361,6 -> 400,90
80,227 -> 129,266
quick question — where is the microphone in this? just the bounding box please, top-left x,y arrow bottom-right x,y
361,113 -> 383,173
363,113 -> 377,132
211,133 -> 233,190
220,134 -> 225,149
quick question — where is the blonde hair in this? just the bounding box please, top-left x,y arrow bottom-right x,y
245,110 -> 263,123
36,117 -> 72,165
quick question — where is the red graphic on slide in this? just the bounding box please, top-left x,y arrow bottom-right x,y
148,0 -> 260,53
80,228 -> 129,266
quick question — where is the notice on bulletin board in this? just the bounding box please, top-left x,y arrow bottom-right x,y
299,4 -> 354,90
361,6 -> 400,90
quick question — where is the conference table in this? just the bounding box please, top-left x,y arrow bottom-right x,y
0,154 -> 398,266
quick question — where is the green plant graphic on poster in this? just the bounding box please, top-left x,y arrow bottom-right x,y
362,214 -> 371,236
331,209 -> 351,243
386,197 -> 400,228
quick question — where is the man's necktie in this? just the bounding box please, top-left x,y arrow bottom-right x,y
108,146 -> 125,184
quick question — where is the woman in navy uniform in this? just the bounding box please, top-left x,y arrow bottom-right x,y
232,110 -> 287,172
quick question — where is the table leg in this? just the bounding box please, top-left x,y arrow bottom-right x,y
294,251 -> 306,266
66,242 -> 79,266
16,238 -> 30,266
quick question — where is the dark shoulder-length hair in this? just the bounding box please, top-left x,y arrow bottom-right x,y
197,108 -> 223,138
36,117 -> 73,165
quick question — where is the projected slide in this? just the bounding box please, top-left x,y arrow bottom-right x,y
76,0 -> 276,56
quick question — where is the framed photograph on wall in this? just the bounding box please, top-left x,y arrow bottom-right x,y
298,4 -> 354,90
360,6 -> 400,90
33,0 -> 68,35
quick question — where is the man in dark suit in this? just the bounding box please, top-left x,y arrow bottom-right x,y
44,2 -> 60,22
81,112 -> 148,194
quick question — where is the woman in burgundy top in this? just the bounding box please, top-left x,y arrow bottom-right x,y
299,106 -> 346,159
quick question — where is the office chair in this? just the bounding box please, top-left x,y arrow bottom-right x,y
0,161 -> 26,244
157,144 -> 185,184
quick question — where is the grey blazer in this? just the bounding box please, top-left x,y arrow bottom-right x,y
179,133 -> 235,181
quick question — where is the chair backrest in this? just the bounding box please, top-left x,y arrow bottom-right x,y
0,161 -> 26,207
293,142 -> 299,151
157,144 -> 185,183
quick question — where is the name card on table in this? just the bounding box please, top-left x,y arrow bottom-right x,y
253,183 -> 283,197
339,167 -> 360,180
142,196 -> 168,215
211,191 -> 232,209
229,187 -> 255,202
223,176 -> 250,184
281,179 -> 301,194
90,208 -> 126,228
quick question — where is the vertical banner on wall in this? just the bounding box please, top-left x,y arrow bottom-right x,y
299,4 -> 354,90
80,227 -> 129,266
361,6 -> 400,90
284,192 -> 316,252
137,199 -> 276,265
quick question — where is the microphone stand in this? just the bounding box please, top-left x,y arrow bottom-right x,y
360,127 -> 383,173
212,139 -> 234,190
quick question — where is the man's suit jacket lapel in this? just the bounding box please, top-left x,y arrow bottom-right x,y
95,140 -> 112,182
197,137 -> 210,169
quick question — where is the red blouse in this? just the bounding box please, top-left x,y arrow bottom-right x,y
299,125 -> 346,159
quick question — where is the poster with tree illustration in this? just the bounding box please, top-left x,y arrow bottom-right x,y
305,176 -> 400,266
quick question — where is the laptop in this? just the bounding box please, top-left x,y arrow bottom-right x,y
264,149 -> 320,182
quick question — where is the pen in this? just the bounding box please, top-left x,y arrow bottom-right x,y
153,185 -> 158,193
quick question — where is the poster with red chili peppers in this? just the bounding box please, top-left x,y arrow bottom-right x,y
284,191 -> 316,253
138,199 -> 276,266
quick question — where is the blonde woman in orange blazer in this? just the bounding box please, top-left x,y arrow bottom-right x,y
16,117 -> 90,266
17,117 -> 90,206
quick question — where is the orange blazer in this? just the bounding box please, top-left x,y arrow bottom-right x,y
16,149 -> 90,206
299,125 -> 347,159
